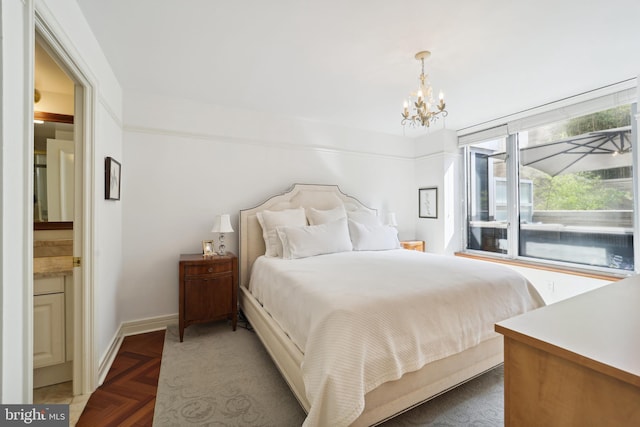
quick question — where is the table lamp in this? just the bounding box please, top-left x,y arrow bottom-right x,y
211,214 -> 234,255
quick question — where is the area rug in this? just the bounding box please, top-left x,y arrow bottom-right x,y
153,322 -> 504,426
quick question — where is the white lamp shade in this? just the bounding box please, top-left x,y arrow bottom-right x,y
211,214 -> 234,233
386,212 -> 398,227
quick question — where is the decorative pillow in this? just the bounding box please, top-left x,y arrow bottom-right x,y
348,219 -> 401,251
306,205 -> 347,225
256,208 -> 307,257
277,218 -> 353,259
347,210 -> 381,227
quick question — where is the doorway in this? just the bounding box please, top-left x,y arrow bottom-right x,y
31,26 -> 91,402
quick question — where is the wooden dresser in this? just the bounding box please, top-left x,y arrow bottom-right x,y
178,252 -> 238,342
495,277 -> 640,426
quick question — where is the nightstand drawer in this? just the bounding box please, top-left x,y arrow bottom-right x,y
184,261 -> 232,277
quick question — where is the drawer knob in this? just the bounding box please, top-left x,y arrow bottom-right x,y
207,267 -> 213,273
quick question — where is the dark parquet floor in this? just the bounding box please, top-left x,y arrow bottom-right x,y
76,330 -> 165,427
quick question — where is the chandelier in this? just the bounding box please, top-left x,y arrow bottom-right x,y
401,51 -> 448,128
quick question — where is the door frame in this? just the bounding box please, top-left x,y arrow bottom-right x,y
34,13 -> 96,396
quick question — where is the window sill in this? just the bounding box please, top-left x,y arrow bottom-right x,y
455,251 -> 627,282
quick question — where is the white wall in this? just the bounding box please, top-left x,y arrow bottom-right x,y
414,129 -> 462,254
93,105 -> 123,367
502,264 -> 611,305
120,92 -> 417,321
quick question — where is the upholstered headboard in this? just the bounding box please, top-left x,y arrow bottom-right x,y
238,184 -> 377,288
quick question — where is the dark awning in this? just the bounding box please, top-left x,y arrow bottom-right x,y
519,126 -> 632,176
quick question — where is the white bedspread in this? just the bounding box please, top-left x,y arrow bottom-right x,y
248,250 -> 545,426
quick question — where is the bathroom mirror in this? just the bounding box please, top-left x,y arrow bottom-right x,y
34,112 -> 74,228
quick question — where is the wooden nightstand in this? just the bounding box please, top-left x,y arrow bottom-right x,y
400,240 -> 425,252
178,252 -> 238,342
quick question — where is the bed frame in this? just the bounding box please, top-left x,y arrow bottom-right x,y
239,184 -> 503,426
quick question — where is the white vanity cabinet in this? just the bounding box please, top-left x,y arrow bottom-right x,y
34,277 -> 66,368
33,236 -> 74,388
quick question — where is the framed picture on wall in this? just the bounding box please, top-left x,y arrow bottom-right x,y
105,157 -> 121,200
418,187 -> 437,219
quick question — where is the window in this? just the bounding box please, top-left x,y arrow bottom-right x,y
495,178 -> 533,222
465,101 -> 637,272
467,138 -> 508,254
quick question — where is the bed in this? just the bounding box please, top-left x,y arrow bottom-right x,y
238,184 -> 545,426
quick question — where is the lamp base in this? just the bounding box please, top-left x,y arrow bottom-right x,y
217,233 -> 226,255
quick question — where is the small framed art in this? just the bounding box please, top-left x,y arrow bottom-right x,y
105,157 -> 121,200
202,240 -> 215,256
418,187 -> 438,219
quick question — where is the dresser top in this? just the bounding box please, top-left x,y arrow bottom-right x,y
180,252 -> 237,262
496,275 -> 640,387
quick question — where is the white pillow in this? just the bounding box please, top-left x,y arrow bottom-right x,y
348,219 -> 400,251
256,208 -> 307,257
347,210 -> 381,227
307,205 -> 347,225
277,218 -> 353,259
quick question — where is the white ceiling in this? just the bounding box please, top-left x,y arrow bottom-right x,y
75,0 -> 640,137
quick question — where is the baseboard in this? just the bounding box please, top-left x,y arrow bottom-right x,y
97,313 -> 178,386
120,313 -> 178,337
97,332 -> 123,386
